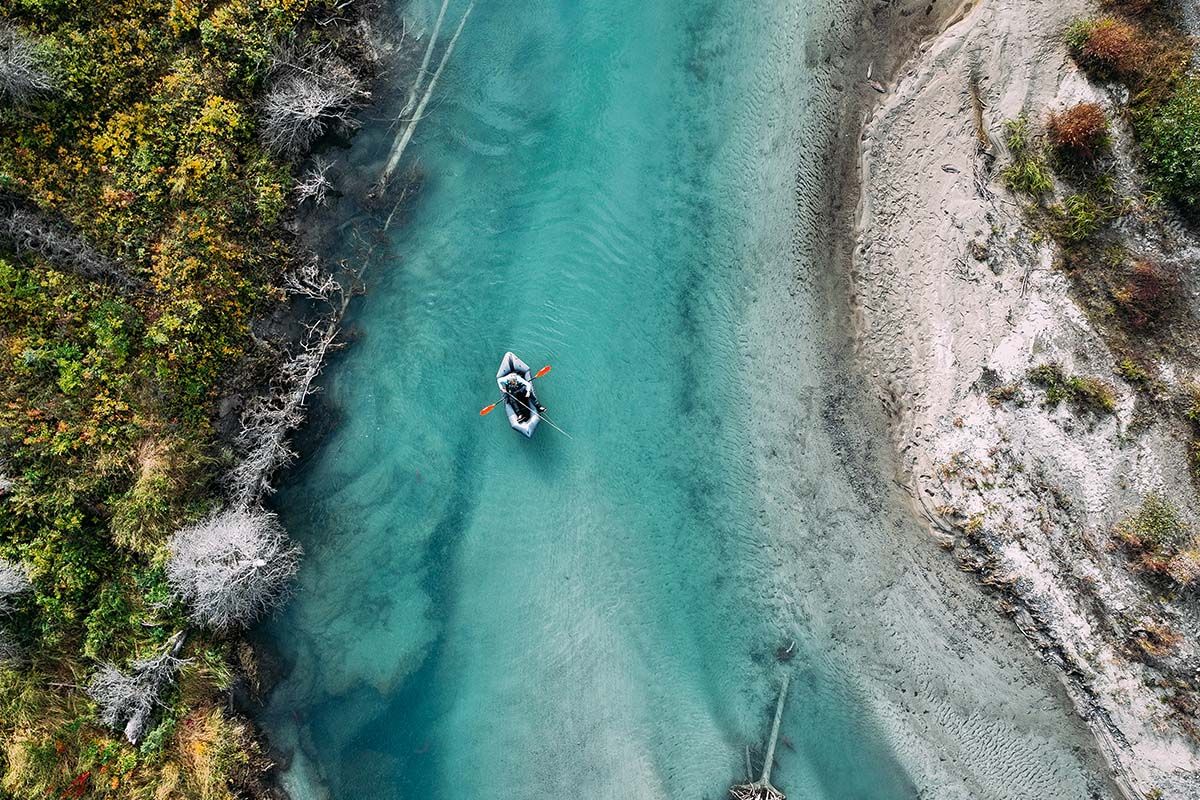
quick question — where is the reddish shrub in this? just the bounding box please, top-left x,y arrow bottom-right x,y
1081,17 -> 1149,78
1114,259 -> 1175,328
1047,103 -> 1109,158
1101,0 -> 1158,16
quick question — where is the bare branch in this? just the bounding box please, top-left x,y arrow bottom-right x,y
0,22 -> 53,107
260,42 -> 369,157
378,1 -> 474,192
0,197 -> 136,287
394,0 -> 450,129
87,632 -> 188,744
227,254 -> 347,507
294,156 -> 336,207
166,509 -> 301,630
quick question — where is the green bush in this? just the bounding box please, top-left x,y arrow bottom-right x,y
1139,77 -> 1200,209
1028,362 -> 1118,414
1115,493 -> 1200,586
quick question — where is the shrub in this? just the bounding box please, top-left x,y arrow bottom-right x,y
1068,17 -> 1148,80
1116,493 -> 1189,551
1140,77 -> 1200,209
1113,259 -> 1175,328
1047,103 -> 1109,159
1028,362 -> 1118,413
1116,494 -> 1200,587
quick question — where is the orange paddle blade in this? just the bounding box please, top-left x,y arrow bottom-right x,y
479,403 -> 497,416
534,365 -> 552,379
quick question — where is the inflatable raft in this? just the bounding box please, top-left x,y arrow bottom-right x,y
496,352 -> 541,438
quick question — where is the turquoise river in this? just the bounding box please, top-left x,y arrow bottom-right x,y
256,1 -> 1122,799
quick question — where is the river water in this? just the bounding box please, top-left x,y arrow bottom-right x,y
256,1 -> 1120,799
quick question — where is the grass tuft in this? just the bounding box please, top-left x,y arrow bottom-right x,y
1001,117 -> 1054,197
1115,493 -> 1200,588
1049,193 -> 1104,242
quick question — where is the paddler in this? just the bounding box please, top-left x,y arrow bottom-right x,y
501,373 -> 546,415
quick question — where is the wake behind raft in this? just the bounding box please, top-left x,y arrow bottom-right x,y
494,351 -> 546,438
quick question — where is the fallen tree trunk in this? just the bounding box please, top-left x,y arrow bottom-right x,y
378,1 -> 474,194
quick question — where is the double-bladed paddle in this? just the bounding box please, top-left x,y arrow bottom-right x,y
479,365 -> 552,416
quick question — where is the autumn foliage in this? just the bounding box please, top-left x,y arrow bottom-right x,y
0,1 -> 363,798
1070,17 -> 1149,79
1047,103 -> 1108,159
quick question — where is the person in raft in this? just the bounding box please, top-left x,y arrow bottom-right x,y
501,373 -> 546,418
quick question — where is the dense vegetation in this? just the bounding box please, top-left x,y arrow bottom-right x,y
998,2 -> 1200,376
0,1 -> 362,796
1067,3 -> 1199,206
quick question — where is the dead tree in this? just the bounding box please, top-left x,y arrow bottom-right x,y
87,632 -> 187,744
0,198 -> 135,287
730,673 -> 791,800
377,0 -> 474,195
260,43 -> 369,157
0,557 -> 29,616
0,22 -> 52,106
166,508 -> 301,630
226,256 -> 347,508
295,156 -> 336,206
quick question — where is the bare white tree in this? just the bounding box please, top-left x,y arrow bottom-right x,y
0,558 -> 29,664
260,43 -> 368,157
0,199 -> 134,287
87,632 -> 187,744
166,508 -> 301,630
0,557 -> 29,616
294,156 -> 336,206
0,22 -> 52,106
226,255 -> 347,508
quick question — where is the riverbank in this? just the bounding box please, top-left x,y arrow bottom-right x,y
849,0 -> 1200,796
0,2 -> 392,797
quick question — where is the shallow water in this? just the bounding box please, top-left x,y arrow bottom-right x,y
257,2 -> 1117,799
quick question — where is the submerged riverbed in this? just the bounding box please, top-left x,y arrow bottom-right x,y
257,1 -> 1121,798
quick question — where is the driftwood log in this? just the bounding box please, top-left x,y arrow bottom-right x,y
729,672 -> 791,800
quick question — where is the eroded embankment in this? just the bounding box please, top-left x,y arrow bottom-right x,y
852,0 -> 1200,796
